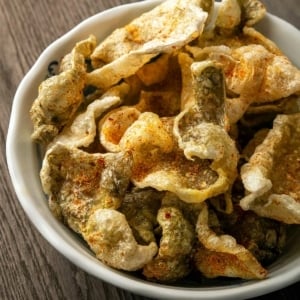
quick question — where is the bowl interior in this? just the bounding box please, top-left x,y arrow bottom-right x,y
6,1 -> 300,299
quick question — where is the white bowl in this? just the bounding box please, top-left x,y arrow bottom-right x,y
6,0 -> 300,299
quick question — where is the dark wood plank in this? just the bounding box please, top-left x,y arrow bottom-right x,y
0,0 -> 299,299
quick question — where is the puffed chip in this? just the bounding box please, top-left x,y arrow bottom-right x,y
240,113 -> 300,224
215,0 -> 241,30
174,60 -> 238,198
83,209 -> 158,271
119,188 -> 163,244
59,35 -> 97,72
194,204 -> 267,279
51,83 -> 129,148
208,44 -> 300,123
120,112 -> 229,203
215,0 -> 265,31
40,143 -> 132,232
87,0 -> 208,89
143,205 -> 194,281
239,0 -> 266,26
99,106 -> 141,152
30,36 -> 96,145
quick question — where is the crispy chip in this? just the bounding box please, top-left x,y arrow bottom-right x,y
40,143 -> 132,232
207,45 -> 300,123
216,0 -> 241,30
84,209 -> 158,271
119,112 -> 228,203
194,204 -> 267,279
31,0 -> 300,283
87,0 -> 208,89
240,114 -> 300,224
30,36 -> 96,145
99,106 -> 140,152
174,60 -> 238,199
51,86 -> 127,148
143,198 -> 194,282
178,52 -> 195,110
119,188 -> 163,244
240,0 -> 266,26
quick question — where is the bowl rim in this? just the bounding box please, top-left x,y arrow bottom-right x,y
6,1 -> 300,299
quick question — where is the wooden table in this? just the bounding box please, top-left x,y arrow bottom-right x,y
1,0 -> 299,299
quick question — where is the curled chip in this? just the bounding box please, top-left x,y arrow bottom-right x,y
174,60 -> 238,200
30,0 -> 300,284
87,0 -> 208,89
30,36 -> 96,145
51,83 -> 129,149
195,204 -> 267,279
215,0 -> 241,30
40,143 -> 132,232
240,113 -> 300,224
143,199 -> 194,282
119,188 -> 163,244
99,106 -> 141,152
120,112 -> 228,203
84,209 -> 158,271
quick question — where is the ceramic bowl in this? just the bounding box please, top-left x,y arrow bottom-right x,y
6,0 -> 300,299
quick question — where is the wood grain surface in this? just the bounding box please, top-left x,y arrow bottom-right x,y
1,0 -> 299,299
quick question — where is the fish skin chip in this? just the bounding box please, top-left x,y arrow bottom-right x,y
99,106 -> 141,152
84,209 -> 158,271
51,96 -> 120,149
216,0 -> 241,30
239,0 -> 266,27
50,82 -> 129,149
242,27 -> 283,56
240,113 -> 300,224
120,112 -> 226,203
206,44 -> 300,123
119,188 -> 163,244
40,143 -> 132,233
143,203 -> 194,282
174,60 -> 238,199
87,0 -> 208,89
215,0 -> 265,31
194,204 -> 267,279
30,36 -> 97,145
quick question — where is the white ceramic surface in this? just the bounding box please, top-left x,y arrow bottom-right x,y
6,1 -> 300,299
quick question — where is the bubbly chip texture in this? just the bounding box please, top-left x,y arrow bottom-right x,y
30,0 -> 300,285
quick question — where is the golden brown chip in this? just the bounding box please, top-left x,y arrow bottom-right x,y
84,209 -> 158,271
242,26 -> 283,56
99,106 -> 141,152
119,113 -> 229,203
136,54 -> 170,86
119,188 -> 163,244
216,0 -> 241,30
194,204 -> 267,279
87,0 -> 208,89
30,36 -> 96,145
174,60 -> 238,200
240,113 -> 300,224
207,44 -> 300,123
40,143 -> 132,232
51,92 -> 122,149
143,202 -> 194,282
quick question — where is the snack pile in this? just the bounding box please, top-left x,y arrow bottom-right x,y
30,0 -> 300,283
